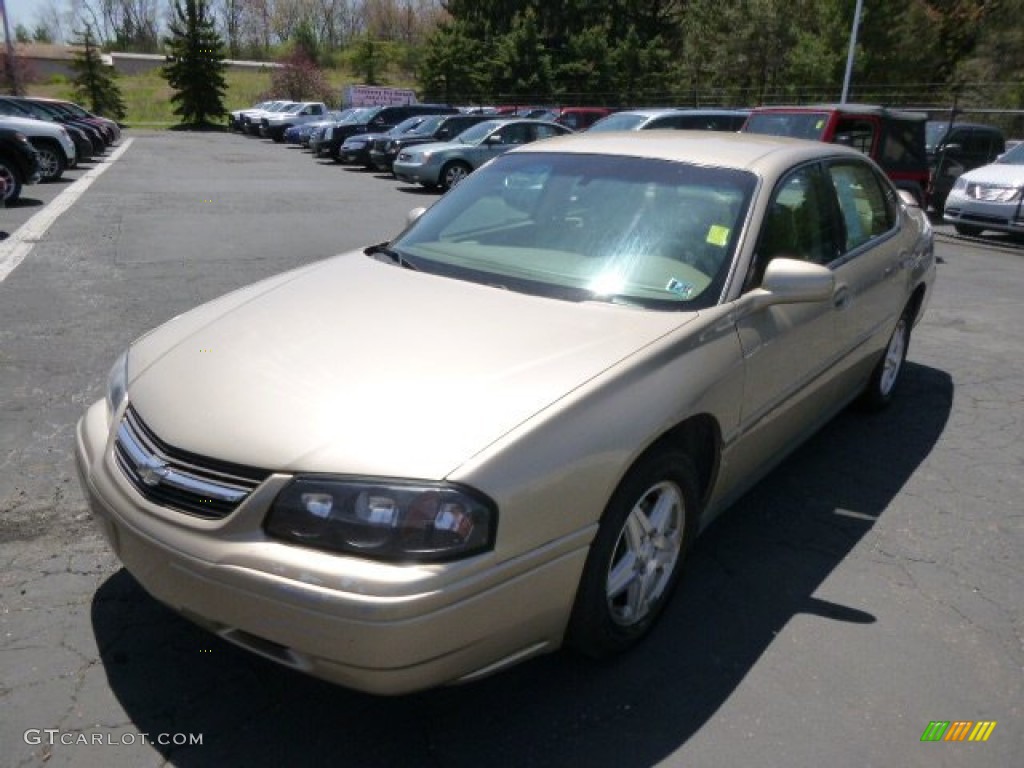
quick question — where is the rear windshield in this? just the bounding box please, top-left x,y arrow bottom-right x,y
588,113 -> 651,132
744,112 -> 830,140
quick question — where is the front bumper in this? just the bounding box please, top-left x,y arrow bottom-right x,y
944,194 -> 1024,234
75,400 -> 586,695
369,149 -> 395,171
338,147 -> 370,165
393,159 -> 440,186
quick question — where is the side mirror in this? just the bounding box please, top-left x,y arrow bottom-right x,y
746,258 -> 834,311
485,134 -> 503,145
407,207 -> 427,225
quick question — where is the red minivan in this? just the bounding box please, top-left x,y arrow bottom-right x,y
743,104 -> 931,206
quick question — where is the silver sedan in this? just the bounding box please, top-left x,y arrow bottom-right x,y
392,118 -> 572,190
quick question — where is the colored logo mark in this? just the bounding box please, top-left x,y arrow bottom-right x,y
921,720 -> 997,742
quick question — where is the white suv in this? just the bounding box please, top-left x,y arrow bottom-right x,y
0,115 -> 75,181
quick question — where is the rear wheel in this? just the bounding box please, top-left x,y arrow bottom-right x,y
860,305 -> 913,410
567,451 -> 698,658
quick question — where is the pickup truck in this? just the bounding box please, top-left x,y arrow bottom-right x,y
260,102 -> 329,142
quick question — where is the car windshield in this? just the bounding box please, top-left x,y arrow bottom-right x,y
341,108 -> 375,125
389,116 -> 426,136
996,142 -> 1024,165
588,113 -> 651,132
390,152 -> 755,309
744,112 -> 830,140
455,120 -> 502,144
285,104 -> 304,113
410,115 -> 447,135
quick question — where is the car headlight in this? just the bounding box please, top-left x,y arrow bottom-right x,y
105,350 -> 128,419
266,477 -> 496,562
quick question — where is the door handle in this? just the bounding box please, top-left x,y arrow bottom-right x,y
833,285 -> 850,310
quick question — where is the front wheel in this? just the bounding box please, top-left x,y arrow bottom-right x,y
34,143 -> 66,181
440,161 -> 471,191
860,306 -> 913,410
567,451 -> 699,658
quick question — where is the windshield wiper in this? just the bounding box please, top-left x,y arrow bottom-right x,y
366,243 -> 418,270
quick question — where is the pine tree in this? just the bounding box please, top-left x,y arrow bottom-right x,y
71,26 -> 127,121
163,0 -> 228,128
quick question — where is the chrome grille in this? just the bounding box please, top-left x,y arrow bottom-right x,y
114,405 -> 270,519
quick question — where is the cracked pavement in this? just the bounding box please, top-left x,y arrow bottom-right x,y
1,132 -> 1021,767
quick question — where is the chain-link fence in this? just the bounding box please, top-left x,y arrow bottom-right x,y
449,81 -> 1024,137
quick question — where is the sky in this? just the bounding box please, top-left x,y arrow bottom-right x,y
1,0 -> 55,36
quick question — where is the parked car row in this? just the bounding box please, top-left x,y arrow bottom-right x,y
231,100 -> 763,192
0,95 -> 120,204
230,98 -> 1017,237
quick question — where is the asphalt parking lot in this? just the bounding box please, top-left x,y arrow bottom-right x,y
0,131 -> 1021,768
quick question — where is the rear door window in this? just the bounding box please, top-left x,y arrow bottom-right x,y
827,161 -> 897,253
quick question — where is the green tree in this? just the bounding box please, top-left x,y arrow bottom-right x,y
351,36 -> 383,84
14,23 -> 31,43
554,25 -> 616,101
32,23 -> 54,44
490,9 -> 553,99
163,0 -> 228,128
292,18 -> 320,65
611,26 -> 675,105
418,21 -> 487,103
70,25 -> 127,121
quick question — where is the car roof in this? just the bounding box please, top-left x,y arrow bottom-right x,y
507,130 -> 869,173
612,108 -> 690,118
752,103 -> 928,123
928,120 -> 1003,132
675,108 -> 751,115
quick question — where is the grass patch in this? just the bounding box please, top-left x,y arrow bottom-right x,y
28,62 -> 415,128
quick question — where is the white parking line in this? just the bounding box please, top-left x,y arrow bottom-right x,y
0,138 -> 135,284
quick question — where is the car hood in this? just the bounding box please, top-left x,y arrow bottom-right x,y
127,252 -> 693,480
402,140 -> 466,157
961,162 -> 1024,186
0,115 -> 63,138
344,131 -> 388,145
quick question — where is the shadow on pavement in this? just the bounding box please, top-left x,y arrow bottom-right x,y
92,362 -> 953,767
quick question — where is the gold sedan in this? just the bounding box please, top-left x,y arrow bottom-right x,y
75,132 -> 935,694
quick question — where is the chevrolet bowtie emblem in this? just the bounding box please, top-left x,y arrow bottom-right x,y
139,458 -> 171,486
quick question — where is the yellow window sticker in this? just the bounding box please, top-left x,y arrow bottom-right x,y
706,224 -> 730,247
816,119 -> 825,130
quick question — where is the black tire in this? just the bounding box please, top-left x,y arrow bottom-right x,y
954,223 -> 983,237
567,451 -> 699,658
439,160 -> 472,191
859,305 -> 913,410
0,157 -> 23,204
33,141 -> 66,181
